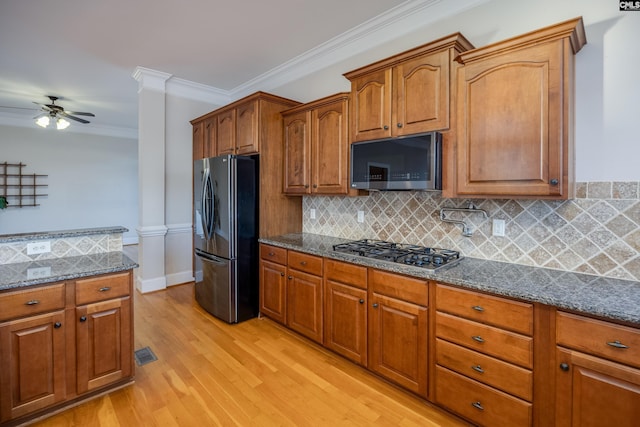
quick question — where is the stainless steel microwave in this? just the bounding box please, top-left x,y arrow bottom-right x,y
350,132 -> 442,191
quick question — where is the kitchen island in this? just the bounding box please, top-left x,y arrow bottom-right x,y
259,232 -> 640,427
0,226 -> 137,426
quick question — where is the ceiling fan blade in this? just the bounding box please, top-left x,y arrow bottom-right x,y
60,111 -> 90,124
0,105 -> 40,111
65,111 -> 95,117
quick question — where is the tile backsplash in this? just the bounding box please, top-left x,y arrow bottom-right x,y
0,233 -> 123,265
303,182 -> 640,282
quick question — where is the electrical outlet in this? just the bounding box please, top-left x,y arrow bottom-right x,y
27,241 -> 51,255
492,219 -> 506,237
310,208 -> 316,220
357,210 -> 365,223
27,266 -> 51,280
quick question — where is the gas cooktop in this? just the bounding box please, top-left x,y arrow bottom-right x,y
332,239 -> 461,270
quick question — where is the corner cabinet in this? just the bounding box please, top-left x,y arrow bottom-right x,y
450,17 -> 586,199
555,311 -> 640,427
282,93 -> 351,195
343,33 -> 473,142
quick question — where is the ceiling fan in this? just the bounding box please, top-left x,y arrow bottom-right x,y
33,95 -> 95,128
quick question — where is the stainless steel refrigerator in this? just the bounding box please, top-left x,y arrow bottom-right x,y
193,155 -> 259,323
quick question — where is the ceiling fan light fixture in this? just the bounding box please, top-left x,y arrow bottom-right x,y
56,117 -> 70,130
36,115 -> 50,128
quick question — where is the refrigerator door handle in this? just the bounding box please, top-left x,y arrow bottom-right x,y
202,167 -> 215,240
195,249 -> 228,265
201,168 -> 210,241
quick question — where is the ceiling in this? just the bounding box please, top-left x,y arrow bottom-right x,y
0,0 -> 423,138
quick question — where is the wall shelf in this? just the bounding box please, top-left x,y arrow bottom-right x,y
0,162 -> 48,208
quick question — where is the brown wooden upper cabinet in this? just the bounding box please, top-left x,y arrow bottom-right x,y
216,99 -> 260,156
449,17 -> 586,199
282,93 -> 351,195
191,116 -> 216,160
344,33 -> 474,143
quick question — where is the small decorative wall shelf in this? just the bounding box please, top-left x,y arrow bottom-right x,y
0,162 -> 48,208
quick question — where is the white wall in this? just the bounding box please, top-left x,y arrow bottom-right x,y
0,125 -> 138,242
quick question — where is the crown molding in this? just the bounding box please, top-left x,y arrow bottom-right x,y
165,77 -> 232,105
132,67 -> 172,93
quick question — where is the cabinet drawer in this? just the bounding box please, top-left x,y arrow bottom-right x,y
436,338 -> 532,401
435,283 -> 533,335
75,273 -> 130,305
556,311 -> 640,369
436,312 -> 533,368
324,259 -> 367,289
0,283 -> 66,322
260,244 -> 287,265
369,269 -> 428,306
435,366 -> 532,427
288,251 -> 323,276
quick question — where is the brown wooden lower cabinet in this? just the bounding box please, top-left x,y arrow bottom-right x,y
368,292 -> 428,396
0,311 -> 67,423
555,311 -> 640,427
258,246 -> 640,426
0,270 -> 134,425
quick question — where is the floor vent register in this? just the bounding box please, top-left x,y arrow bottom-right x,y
134,346 -> 158,366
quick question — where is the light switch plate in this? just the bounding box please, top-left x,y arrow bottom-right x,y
27,266 -> 51,280
27,241 -> 51,255
357,210 -> 365,223
310,208 -> 316,220
492,219 -> 506,237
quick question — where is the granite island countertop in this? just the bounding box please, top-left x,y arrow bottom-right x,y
0,252 -> 138,291
0,226 -> 128,243
260,233 -> 640,326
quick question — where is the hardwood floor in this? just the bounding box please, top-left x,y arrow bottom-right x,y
33,248 -> 469,426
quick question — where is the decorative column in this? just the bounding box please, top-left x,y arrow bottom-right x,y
132,67 -> 171,293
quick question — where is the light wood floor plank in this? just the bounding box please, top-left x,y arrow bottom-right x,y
32,280 -> 469,427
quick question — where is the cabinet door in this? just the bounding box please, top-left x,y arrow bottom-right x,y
287,270 -> 323,344
394,50 -> 449,135
282,110 -> 310,194
236,100 -> 259,155
556,347 -> 640,427
76,297 -> 132,395
456,41 -> 566,197
368,292 -> 428,396
259,259 -> 287,324
204,117 -> 217,158
312,98 -> 349,194
324,280 -> 367,366
350,68 -> 392,142
192,121 -> 205,161
0,311 -> 66,423
216,110 -> 236,156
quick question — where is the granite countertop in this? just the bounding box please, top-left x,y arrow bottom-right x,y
0,252 -> 138,291
0,226 -> 128,243
260,233 -> 640,326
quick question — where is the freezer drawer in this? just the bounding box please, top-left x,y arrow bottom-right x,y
194,252 -> 236,323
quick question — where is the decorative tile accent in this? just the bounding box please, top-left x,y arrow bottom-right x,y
303,182 -> 640,281
0,233 -> 123,265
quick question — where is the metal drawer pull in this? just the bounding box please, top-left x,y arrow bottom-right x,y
472,335 -> 485,343
25,300 -> 40,305
300,261 -> 307,266
607,340 -> 629,349
471,401 -> 484,411
268,252 -> 275,256
472,365 -> 485,374
98,286 -> 111,292
472,305 -> 484,312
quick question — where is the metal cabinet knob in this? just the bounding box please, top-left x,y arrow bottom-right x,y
550,179 -> 559,185
313,184 -> 317,188
560,363 -> 570,372
372,303 -> 379,308
383,125 -> 389,130
54,322 -> 62,329
288,276 -> 292,280
359,299 -> 365,304
79,316 -> 87,322
397,123 -> 403,128
280,272 -> 285,277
